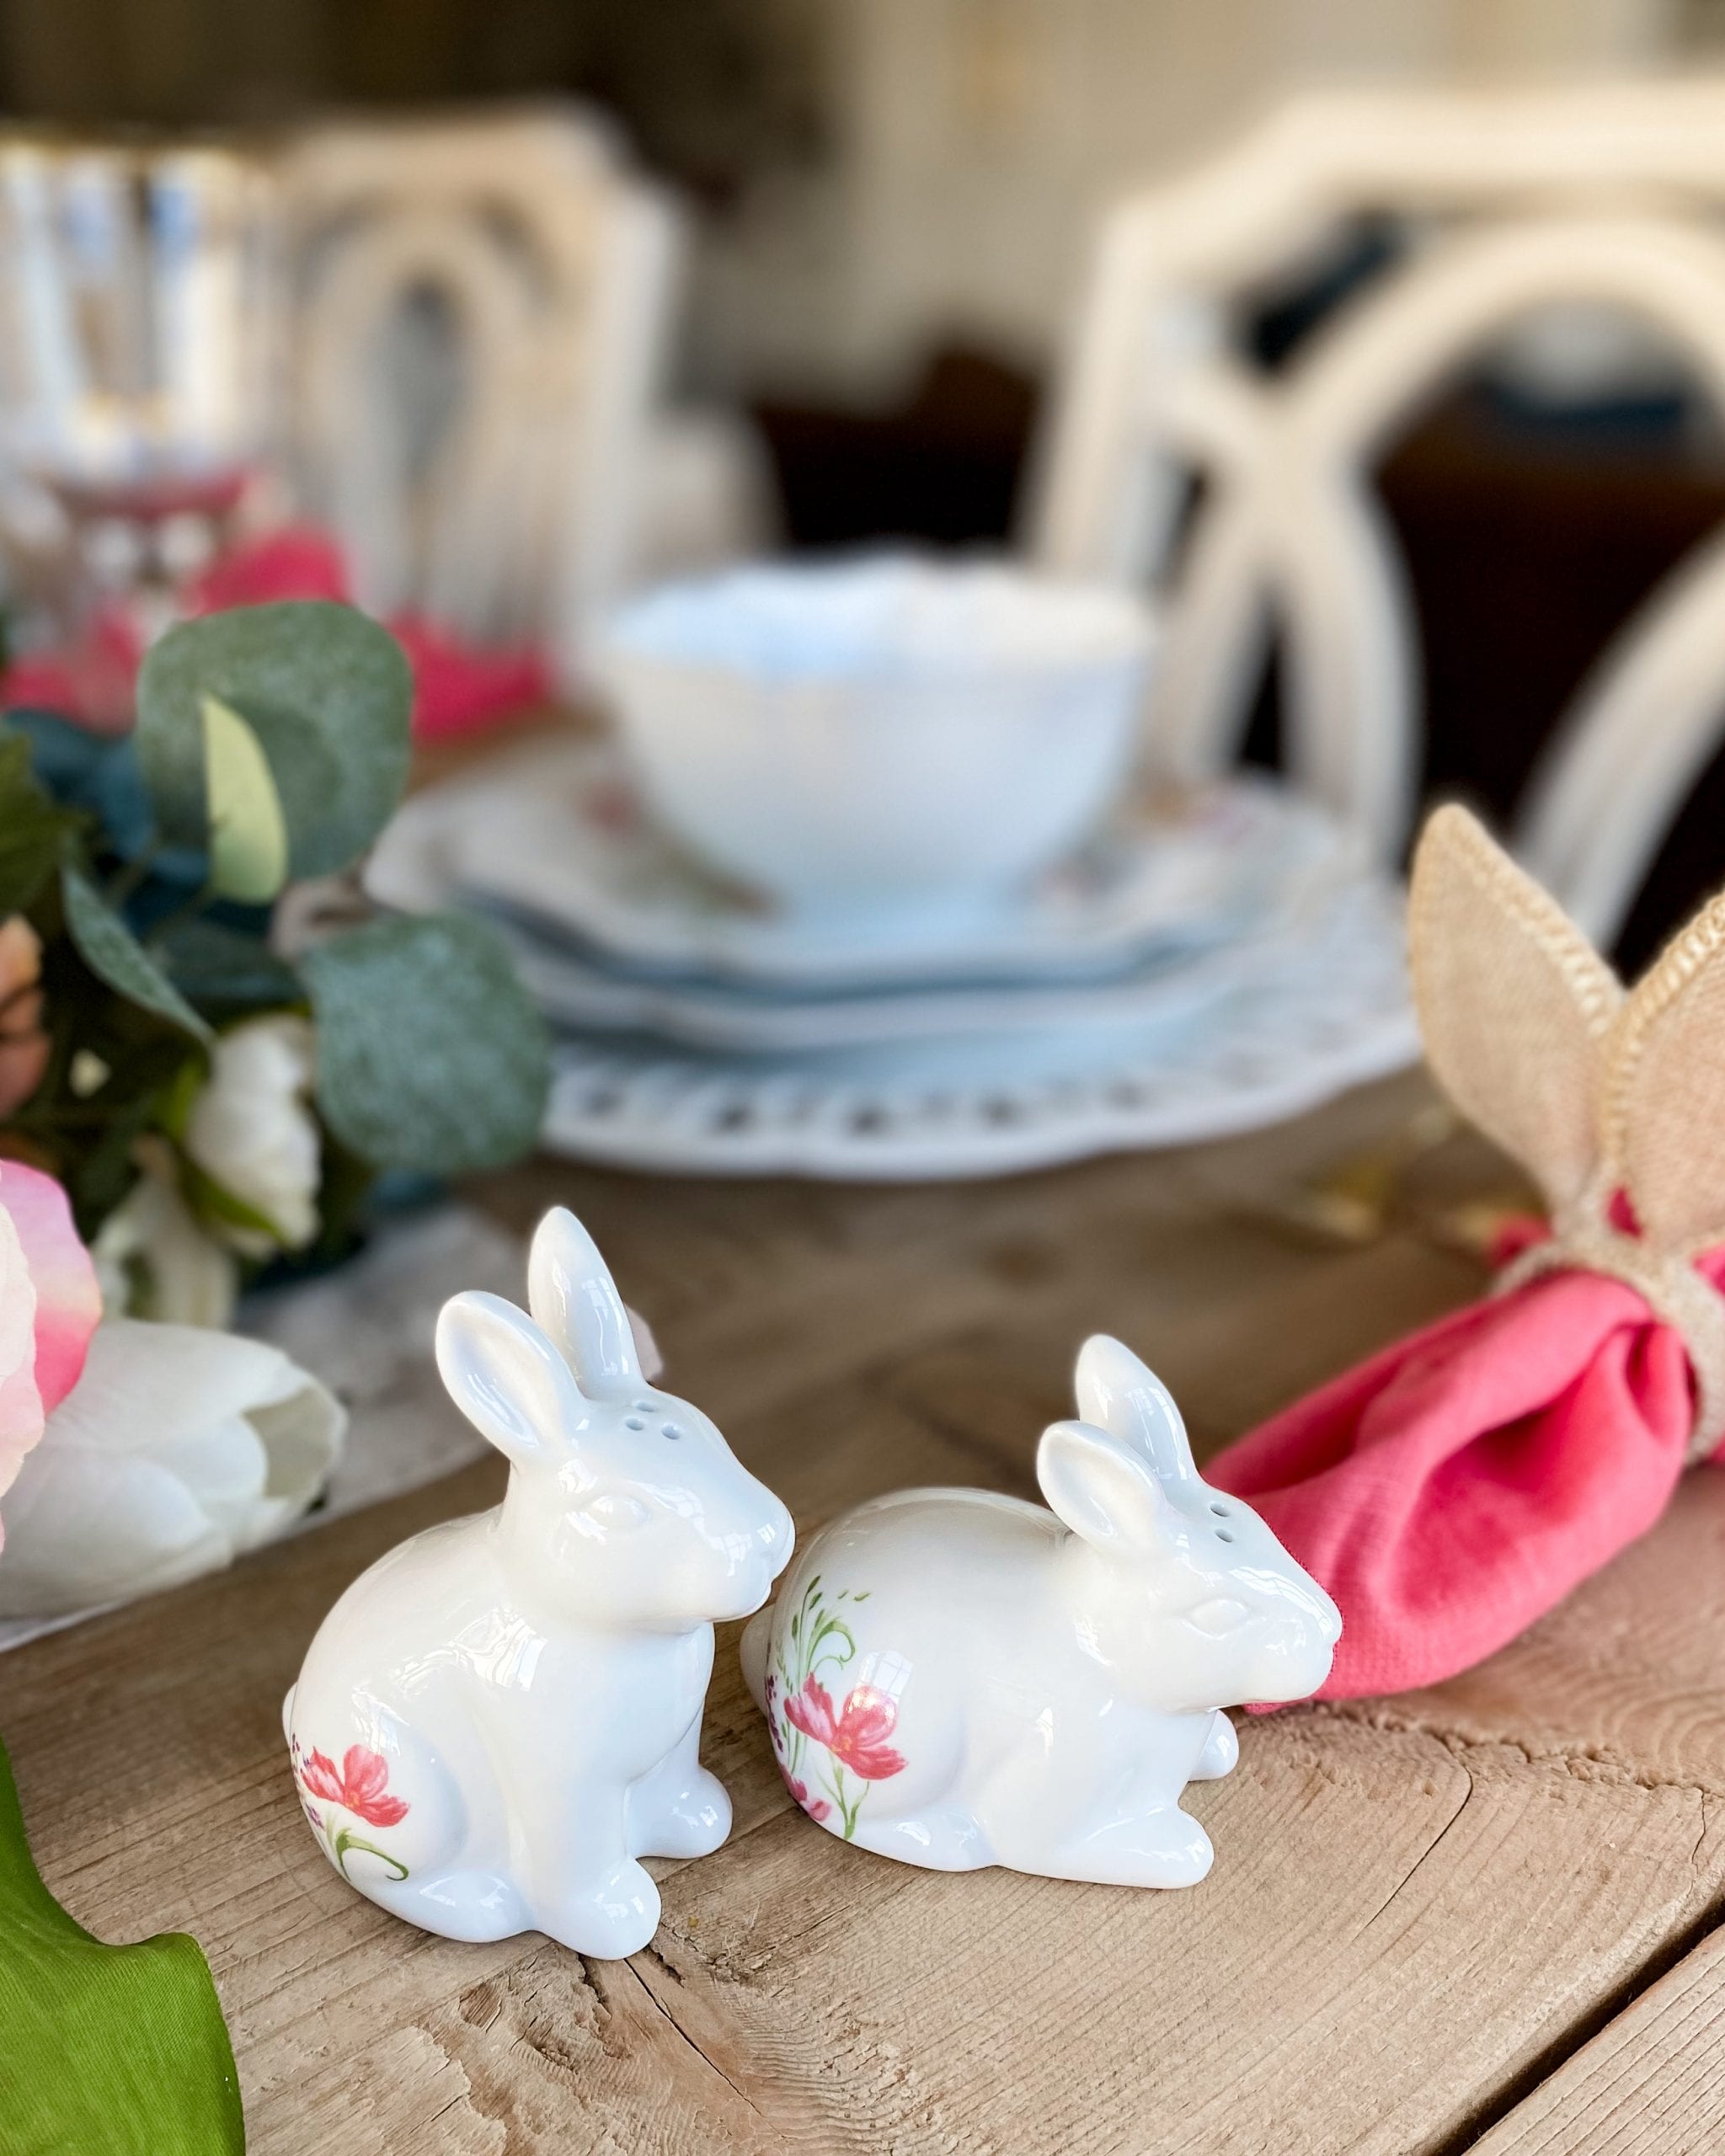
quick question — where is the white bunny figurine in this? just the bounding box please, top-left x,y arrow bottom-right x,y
286,1207 -> 794,1958
743,1334 -> 1339,1887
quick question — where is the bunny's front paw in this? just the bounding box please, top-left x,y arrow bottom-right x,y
1191,1710 -> 1239,1781
634,1764 -> 732,1860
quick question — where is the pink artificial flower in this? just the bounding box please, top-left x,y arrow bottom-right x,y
782,1771 -> 832,1824
0,521 -> 550,742
1,606 -> 145,735
0,1164 -> 101,1551
296,1743 -> 410,1827
187,526 -> 350,613
783,1676 -> 907,1781
0,920 -> 50,1118
389,614 -> 551,743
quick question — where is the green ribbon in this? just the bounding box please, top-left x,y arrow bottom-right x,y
0,1730 -> 244,2153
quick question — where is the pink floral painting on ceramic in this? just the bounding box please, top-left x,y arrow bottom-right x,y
764,1574 -> 905,1840
292,1736 -> 411,1881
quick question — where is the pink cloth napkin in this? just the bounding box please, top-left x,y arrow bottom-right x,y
1207,1233 -> 1723,1700
1,527 -> 552,741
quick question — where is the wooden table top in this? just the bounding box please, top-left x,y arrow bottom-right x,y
5,1066 -> 1722,2155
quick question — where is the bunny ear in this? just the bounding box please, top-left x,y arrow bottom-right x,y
526,1209 -> 643,1400
435,1290 -> 585,1469
1408,804 -> 1622,1224
1037,1418 -> 1183,1558
1073,1335 -> 1197,1486
1605,889 -> 1725,1255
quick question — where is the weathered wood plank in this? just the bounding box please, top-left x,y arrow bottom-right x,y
1470,1925 -> 1725,2154
3,1080 -> 1719,2152
633,1720 -> 1717,2156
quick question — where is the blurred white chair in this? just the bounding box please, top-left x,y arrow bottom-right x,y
1029,83 -> 1725,943
629,403 -> 778,590
281,106 -> 770,695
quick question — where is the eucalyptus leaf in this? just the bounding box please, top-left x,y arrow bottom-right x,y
0,731 -> 80,915
61,867 -> 213,1044
0,1730 -> 244,2155
303,914 -> 549,1172
137,603 -> 413,880
154,916 -> 303,1013
0,712 -> 172,869
201,694 -> 290,902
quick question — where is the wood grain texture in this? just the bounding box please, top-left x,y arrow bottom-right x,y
5,1072 -> 1725,2152
1470,1926 -> 1725,2153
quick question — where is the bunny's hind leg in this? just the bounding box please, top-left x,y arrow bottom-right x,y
1040,1802 -> 1214,1889
392,1869 -> 531,1943
851,1803 -> 996,1871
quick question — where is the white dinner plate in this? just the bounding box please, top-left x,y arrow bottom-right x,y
366,736 -> 1358,992
484,905 -> 1252,1050
537,881 -> 1419,1180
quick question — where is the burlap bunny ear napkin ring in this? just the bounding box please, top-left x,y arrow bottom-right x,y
1410,804 -> 1725,1465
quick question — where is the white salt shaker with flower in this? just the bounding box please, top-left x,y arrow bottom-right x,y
286,1207 -> 794,1958
745,1336 -> 1339,1886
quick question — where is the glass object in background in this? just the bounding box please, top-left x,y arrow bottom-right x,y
0,138 -> 281,725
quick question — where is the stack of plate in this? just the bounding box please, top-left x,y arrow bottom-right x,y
366,734 -> 1419,1179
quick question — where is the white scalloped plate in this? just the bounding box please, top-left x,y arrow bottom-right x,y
366,737 -> 1354,991
540,883 -> 1419,1180
487,905 -> 1247,1050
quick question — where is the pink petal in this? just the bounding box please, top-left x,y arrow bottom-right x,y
342,1746 -> 389,1806
392,614 -> 550,742
299,1749 -> 345,1803
839,1686 -> 898,1748
2,1164 -> 101,1412
0,1210 -> 45,1539
846,1742 -> 907,1782
783,1675 -> 840,1749
188,526 -> 351,612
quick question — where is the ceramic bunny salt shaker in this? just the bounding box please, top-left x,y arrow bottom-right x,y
286,1207 -> 794,1958
743,1334 -> 1339,1887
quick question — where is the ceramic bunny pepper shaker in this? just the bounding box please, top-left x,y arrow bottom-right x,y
745,1336 -> 1339,1886
286,1208 -> 794,1958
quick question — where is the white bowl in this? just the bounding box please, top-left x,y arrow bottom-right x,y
597,557 -> 1156,932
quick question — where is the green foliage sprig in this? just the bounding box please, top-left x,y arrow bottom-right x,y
1,600 -> 549,1268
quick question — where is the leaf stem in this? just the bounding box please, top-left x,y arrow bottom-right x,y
104,835 -> 164,912
142,874 -> 220,953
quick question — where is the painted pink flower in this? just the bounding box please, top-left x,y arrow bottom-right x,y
0,1164 -> 101,1553
297,1744 -> 410,1828
783,1771 -> 831,1824
783,1677 -> 906,1780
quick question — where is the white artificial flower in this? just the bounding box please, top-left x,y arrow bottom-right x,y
91,1143 -> 238,1328
184,1014 -> 321,1256
0,1316 -> 347,1616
